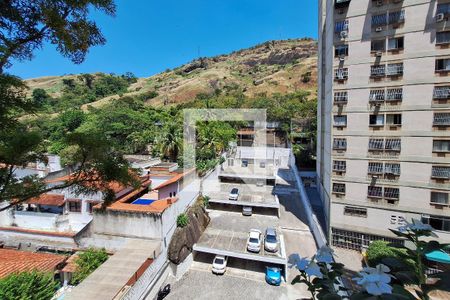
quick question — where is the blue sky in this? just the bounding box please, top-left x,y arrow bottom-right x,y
9,0 -> 318,79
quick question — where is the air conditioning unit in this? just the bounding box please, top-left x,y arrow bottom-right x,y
372,175 -> 379,179
339,55 -> 345,61
376,51 -> 383,57
340,31 -> 348,39
436,13 -> 445,23
337,75 -> 345,80
375,27 -> 383,32
421,214 -> 430,219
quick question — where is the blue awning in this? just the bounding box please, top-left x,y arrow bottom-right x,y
426,250 -> 450,264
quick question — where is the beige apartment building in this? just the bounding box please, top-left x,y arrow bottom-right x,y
318,0 -> 450,250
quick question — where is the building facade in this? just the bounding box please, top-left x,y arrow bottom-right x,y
318,0 -> 450,250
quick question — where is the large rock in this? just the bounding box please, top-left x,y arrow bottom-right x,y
168,204 -> 210,264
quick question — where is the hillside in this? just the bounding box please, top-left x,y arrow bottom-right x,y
25,38 -> 317,109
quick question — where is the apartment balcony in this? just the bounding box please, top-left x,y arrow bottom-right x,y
334,91 -> 348,105
433,86 -> 450,100
436,32 -> 450,46
386,63 -> 403,77
370,65 -> 386,78
388,10 -> 405,27
334,68 -> 349,81
431,166 -> 450,180
433,113 -> 450,127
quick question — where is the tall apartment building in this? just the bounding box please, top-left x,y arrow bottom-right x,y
318,0 -> 450,250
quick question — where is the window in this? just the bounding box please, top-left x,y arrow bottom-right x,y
368,186 -> 383,198
333,138 -> 347,150
344,206 -> 367,217
384,163 -> 400,175
372,13 -> 387,27
433,140 -> 450,152
369,89 -> 385,102
422,215 -> 450,232
371,65 -> 385,77
68,201 -> 81,213
431,166 -> 450,179
437,3 -> 450,16
385,138 -> 401,151
335,0 -> 351,8
368,162 -> 384,174
436,59 -> 450,72
436,31 -> 450,45
433,113 -> 450,126
386,88 -> 403,101
386,114 -> 402,126
368,138 -> 384,150
384,187 -> 399,200
371,40 -> 385,52
388,10 -> 405,24
333,183 -> 346,194
369,114 -> 384,126
334,91 -> 348,103
433,86 -> 450,99
431,192 -> 449,205
335,20 -> 349,33
334,115 -> 347,127
335,68 -> 348,80
333,160 -> 347,172
386,63 -> 403,76
87,201 -> 100,213
335,44 -> 349,57
388,37 -> 404,51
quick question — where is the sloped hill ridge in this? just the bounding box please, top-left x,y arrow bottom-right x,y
25,38 -> 317,108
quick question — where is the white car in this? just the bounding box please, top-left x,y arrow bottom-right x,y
264,227 -> 278,252
229,188 -> 239,201
212,255 -> 228,274
247,229 -> 262,253
242,206 -> 252,216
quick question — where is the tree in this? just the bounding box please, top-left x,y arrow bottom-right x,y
70,248 -> 109,285
31,88 -> 50,106
0,271 -> 58,300
0,0 -> 116,72
156,122 -> 182,162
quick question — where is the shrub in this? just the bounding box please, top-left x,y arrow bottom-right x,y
198,195 -> 210,208
70,248 -> 108,285
177,213 -> 189,228
0,271 -> 58,300
366,241 -> 416,271
301,71 -> 311,83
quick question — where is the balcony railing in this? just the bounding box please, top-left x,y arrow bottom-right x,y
433,113 -> 450,126
389,10 -> 405,25
368,186 -> 383,198
385,138 -> 401,151
433,86 -> 450,99
334,116 -> 347,127
372,14 -> 387,27
333,138 -> 347,150
368,162 -> 384,174
371,65 -> 386,77
384,163 -> 401,175
386,88 -> 403,101
335,68 -> 348,80
332,183 -> 346,194
370,89 -> 385,102
334,91 -> 348,103
384,187 -> 400,200
333,160 -> 347,172
368,138 -> 384,150
431,166 -> 450,179
335,20 -> 349,33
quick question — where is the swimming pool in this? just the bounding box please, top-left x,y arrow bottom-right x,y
132,198 -> 155,205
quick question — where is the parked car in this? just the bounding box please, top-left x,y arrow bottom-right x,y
247,229 -> 262,253
242,206 -> 252,216
265,267 -> 282,286
212,255 -> 228,275
229,188 -> 239,200
264,227 -> 278,252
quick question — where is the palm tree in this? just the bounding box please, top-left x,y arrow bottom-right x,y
156,123 -> 182,162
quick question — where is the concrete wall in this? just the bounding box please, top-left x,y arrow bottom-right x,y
12,211 -> 59,231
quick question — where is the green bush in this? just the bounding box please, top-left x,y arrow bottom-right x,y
366,240 -> 416,271
0,271 -> 58,300
177,213 -> 189,228
199,195 -> 210,208
70,248 -> 108,285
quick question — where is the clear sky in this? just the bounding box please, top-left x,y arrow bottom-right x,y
9,0 -> 318,79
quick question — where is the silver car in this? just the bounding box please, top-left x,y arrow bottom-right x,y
264,227 -> 278,252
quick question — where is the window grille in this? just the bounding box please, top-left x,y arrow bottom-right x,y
422,215 -> 450,232
431,166 -> 450,179
385,138 -> 401,151
368,186 -> 383,197
386,63 -> 403,76
334,91 -> 348,103
384,163 -> 401,175
369,89 -> 385,101
368,162 -> 384,174
433,140 -> 450,152
334,115 -> 347,126
371,65 -> 386,77
436,59 -> 450,72
333,183 -> 346,194
389,10 -> 405,24
369,138 -> 384,150
433,113 -> 450,126
386,88 -> 403,101
333,138 -> 347,150
433,86 -> 450,99
437,31 -> 450,45
335,20 -> 349,33
344,206 -> 367,217
384,187 -> 400,200
372,14 -> 387,26
335,68 -> 348,80
333,160 -> 347,172
430,192 -> 449,205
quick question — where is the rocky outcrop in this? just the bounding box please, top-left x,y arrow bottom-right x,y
168,204 -> 210,265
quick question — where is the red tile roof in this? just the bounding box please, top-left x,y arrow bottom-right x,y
27,194 -> 65,206
0,249 -> 66,278
154,168 -> 195,190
